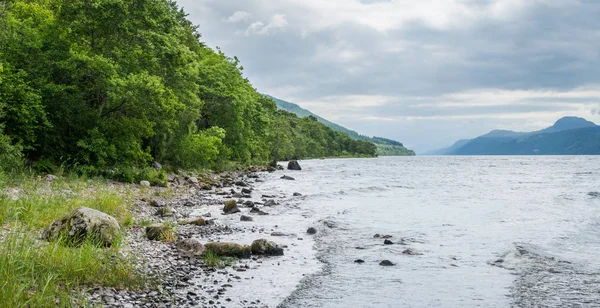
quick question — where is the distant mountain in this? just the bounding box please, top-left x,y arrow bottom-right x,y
265,95 -> 415,156
427,139 -> 470,155
439,116 -> 600,155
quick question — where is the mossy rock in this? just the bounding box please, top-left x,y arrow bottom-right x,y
180,217 -> 207,226
145,224 -> 173,241
42,207 -> 121,247
251,239 -> 284,256
204,242 -> 251,258
223,200 -> 240,214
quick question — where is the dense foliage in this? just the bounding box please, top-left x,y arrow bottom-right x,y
0,0 -> 376,175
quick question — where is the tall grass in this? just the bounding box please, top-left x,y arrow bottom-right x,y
0,175 -> 148,307
0,231 -> 151,307
0,176 -> 133,229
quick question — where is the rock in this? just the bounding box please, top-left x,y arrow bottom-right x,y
281,175 -> 295,181
187,177 -> 199,184
402,249 -> 422,255
381,235 -> 393,239
379,260 -> 395,266
145,224 -> 169,241
287,160 -> 302,170
152,161 -> 162,170
243,200 -> 255,207
235,181 -> 248,187
255,179 -> 265,183
176,238 -> 204,256
250,208 -> 269,215
204,242 -> 251,258
293,192 -> 302,196
277,164 -> 284,170
384,239 -> 394,245
183,200 -> 196,207
306,227 -> 317,235
46,174 -> 58,182
241,188 -> 252,194
589,191 -> 600,197
140,180 -> 151,187
374,234 -> 381,238
149,200 -> 166,207
240,215 -> 253,222
155,206 -> 175,217
354,259 -> 365,263
270,232 -> 287,237
180,217 -> 207,226
200,183 -> 213,190
42,207 -> 121,247
267,166 -> 276,173
264,199 -> 277,207
251,239 -> 284,256
223,200 -> 240,214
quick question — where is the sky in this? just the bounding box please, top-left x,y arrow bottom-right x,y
177,0 -> 600,153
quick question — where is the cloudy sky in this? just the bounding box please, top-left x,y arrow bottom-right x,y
178,0 -> 600,153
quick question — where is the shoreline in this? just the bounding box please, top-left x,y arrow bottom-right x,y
84,165 -> 321,308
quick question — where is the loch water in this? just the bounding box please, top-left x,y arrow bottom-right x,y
256,156 -> 600,307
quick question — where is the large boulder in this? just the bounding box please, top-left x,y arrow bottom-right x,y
204,242 -> 251,258
223,200 -> 240,214
287,160 -> 302,171
42,207 -> 121,247
251,239 -> 284,256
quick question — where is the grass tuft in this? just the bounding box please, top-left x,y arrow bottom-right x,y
202,250 -> 235,268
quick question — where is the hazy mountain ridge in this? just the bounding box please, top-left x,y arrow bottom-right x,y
265,95 -> 415,156
440,116 -> 600,155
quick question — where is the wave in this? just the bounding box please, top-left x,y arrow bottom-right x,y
491,243 -> 600,307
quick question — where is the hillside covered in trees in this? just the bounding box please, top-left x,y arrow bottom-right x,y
266,95 -> 415,156
0,0 -> 377,177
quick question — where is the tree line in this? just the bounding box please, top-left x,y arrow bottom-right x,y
0,0 -> 376,177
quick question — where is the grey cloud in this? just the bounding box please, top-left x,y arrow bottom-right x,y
176,0 -> 600,153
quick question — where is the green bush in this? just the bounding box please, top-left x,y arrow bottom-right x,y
105,167 -> 167,187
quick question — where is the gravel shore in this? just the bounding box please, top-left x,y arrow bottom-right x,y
84,166 -> 319,308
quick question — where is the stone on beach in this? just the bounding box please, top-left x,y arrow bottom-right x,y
307,227 -> 317,235
379,260 -> 395,266
223,200 -> 240,214
250,208 -> 269,215
176,238 -> 205,256
287,160 -> 302,170
250,239 -> 284,256
155,206 -> 175,217
180,217 -> 207,226
145,224 -> 170,241
204,242 -> 251,258
42,207 -> 121,247
264,199 -> 277,207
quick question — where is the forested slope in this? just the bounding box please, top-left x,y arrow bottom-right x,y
0,0 -> 376,177
267,95 -> 415,156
